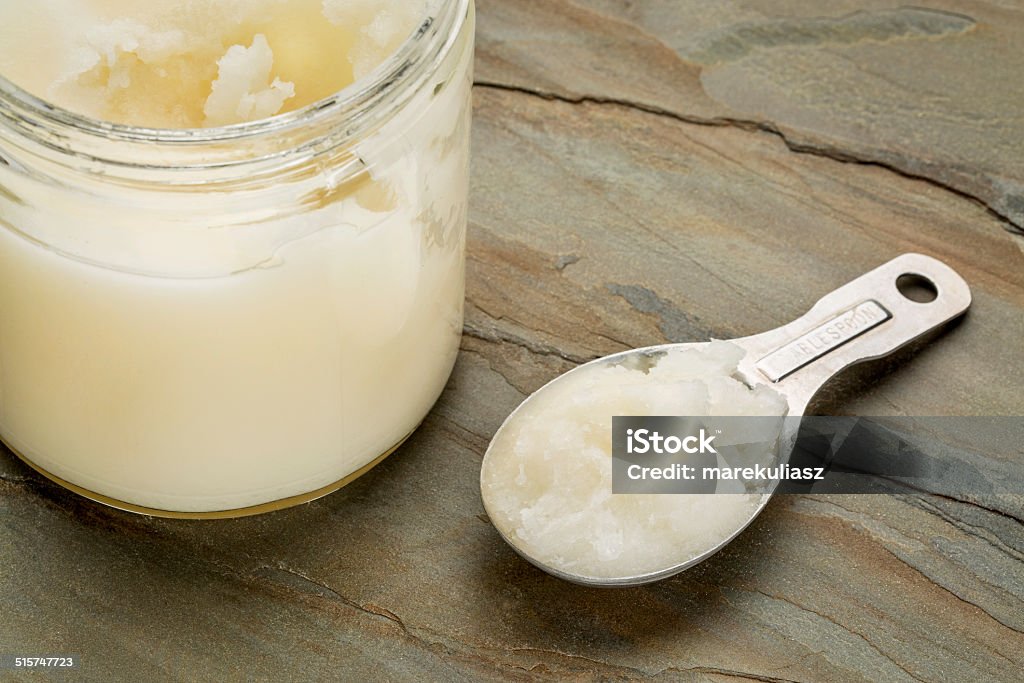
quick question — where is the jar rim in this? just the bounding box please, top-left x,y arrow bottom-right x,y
0,0 -> 469,171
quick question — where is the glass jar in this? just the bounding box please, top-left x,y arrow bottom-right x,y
0,0 -> 474,516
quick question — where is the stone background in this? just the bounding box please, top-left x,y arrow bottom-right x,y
2,1 -> 1022,680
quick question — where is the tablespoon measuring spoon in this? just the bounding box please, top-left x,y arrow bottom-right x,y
480,253 -> 971,586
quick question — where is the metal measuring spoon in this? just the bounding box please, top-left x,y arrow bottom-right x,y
480,253 -> 971,586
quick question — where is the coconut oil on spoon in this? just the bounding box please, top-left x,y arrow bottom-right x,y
480,254 -> 971,586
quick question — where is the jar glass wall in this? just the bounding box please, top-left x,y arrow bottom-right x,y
0,0 -> 474,515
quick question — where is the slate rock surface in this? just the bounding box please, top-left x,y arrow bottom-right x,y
2,1 -> 1022,680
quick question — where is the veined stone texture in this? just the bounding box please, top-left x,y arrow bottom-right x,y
2,1 -> 1023,680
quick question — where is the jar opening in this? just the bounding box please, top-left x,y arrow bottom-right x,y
0,0 -> 469,172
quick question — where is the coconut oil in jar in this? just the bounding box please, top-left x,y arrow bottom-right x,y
0,0 -> 474,515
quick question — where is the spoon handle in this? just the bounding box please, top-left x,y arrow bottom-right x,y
734,253 -> 971,414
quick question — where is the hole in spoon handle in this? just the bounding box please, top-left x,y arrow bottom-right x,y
742,253 -> 971,410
